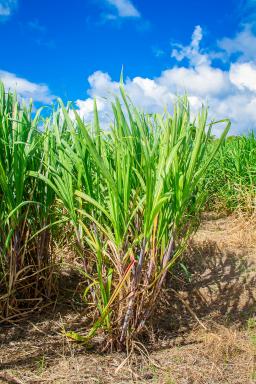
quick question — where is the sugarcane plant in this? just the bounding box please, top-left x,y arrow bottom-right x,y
48,88 -> 230,349
0,84 -> 56,320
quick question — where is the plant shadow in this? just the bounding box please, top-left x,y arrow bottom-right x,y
152,239 -> 256,344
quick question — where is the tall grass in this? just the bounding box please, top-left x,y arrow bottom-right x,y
0,82 -> 230,347
205,133 -> 256,212
0,85 -> 56,320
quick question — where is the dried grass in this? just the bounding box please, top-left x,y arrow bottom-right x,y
1,215 -> 256,383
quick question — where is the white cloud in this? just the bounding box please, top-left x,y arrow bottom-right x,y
105,0 -> 140,18
74,25 -> 256,135
87,71 -> 119,97
0,70 -> 54,103
0,0 -> 17,19
218,25 -> 256,62
171,25 -> 210,67
158,66 -> 230,97
230,62 -> 256,92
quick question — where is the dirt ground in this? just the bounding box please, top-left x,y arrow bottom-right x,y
1,214 -> 256,384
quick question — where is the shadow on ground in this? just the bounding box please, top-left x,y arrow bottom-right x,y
153,239 -> 256,342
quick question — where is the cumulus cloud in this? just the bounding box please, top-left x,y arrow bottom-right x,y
105,0 -> 140,18
218,25 -> 256,62
171,25 -> 210,66
0,0 -> 17,20
73,25 -> 256,135
230,62 -> 256,91
158,66 -> 230,97
0,70 -> 54,103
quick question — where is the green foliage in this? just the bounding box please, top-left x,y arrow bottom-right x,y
205,132 -> 256,212
0,85 -> 56,319
52,91 -> 229,348
0,82 -> 229,347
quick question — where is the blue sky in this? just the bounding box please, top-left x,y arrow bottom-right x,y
1,0 -> 256,134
